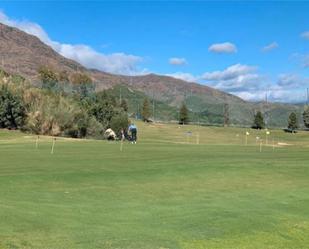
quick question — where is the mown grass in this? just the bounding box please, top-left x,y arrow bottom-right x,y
0,122 -> 309,249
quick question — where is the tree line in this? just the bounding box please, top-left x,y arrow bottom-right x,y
140,96 -> 308,130
252,109 -> 309,131
1,66 -> 309,135
140,95 -> 309,130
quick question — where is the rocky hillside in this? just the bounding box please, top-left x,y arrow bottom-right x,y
0,22 -> 304,126
0,23 -> 244,104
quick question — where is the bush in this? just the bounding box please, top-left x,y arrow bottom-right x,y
24,94 -> 82,136
0,85 -> 26,129
85,117 -> 104,138
109,112 -> 129,135
64,113 -> 103,138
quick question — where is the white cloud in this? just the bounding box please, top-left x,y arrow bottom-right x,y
266,88 -> 306,103
277,73 -> 309,88
201,64 -> 267,95
232,89 -> 305,103
229,73 -> 309,103
0,10 -> 143,75
262,42 -> 278,52
202,64 -> 257,82
169,57 -> 187,65
165,72 -> 197,82
200,64 -> 307,102
208,42 -> 237,53
212,74 -> 264,91
232,91 -> 267,102
56,44 -> 143,75
301,31 -> 309,40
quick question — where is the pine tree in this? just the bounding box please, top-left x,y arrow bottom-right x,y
179,102 -> 189,125
288,112 -> 298,131
303,107 -> 309,128
252,111 -> 265,129
141,98 -> 151,121
223,103 -> 229,127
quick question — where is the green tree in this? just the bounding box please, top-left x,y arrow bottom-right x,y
252,111 -> 265,129
109,112 -> 129,135
179,102 -> 189,125
223,103 -> 229,127
0,86 -> 25,129
89,91 -> 129,136
91,92 -> 117,128
288,112 -> 298,131
141,98 -> 151,121
303,107 -> 309,128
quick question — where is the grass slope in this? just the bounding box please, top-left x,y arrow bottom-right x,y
105,85 -> 304,127
0,122 -> 309,249
105,85 -> 179,121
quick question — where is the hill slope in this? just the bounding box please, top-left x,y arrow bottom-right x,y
0,22 -> 304,126
0,23 -> 242,103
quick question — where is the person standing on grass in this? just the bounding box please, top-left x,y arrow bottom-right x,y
128,123 -> 137,144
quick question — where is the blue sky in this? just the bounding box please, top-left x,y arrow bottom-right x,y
1,1 -> 309,102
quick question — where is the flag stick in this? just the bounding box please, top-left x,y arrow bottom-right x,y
120,140 -> 123,152
260,140 -> 263,152
266,134 -> 268,145
51,137 -> 56,154
196,133 -> 200,145
35,135 -> 39,149
245,132 -> 249,146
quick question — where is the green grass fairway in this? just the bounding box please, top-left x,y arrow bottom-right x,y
1,122 -> 309,249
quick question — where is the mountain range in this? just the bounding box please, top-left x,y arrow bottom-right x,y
0,22 -> 304,127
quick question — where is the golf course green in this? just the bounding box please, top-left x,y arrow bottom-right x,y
0,122 -> 309,249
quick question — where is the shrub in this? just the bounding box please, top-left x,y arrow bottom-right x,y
24,94 -> 82,136
0,85 -> 26,129
109,111 -> 129,135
